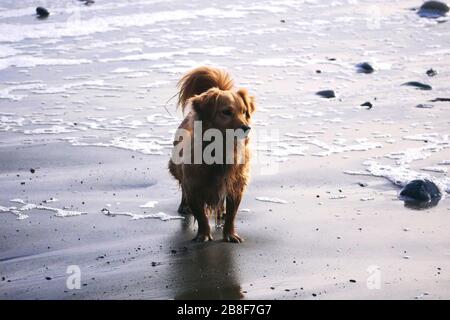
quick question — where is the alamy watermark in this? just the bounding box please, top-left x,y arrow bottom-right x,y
66,265 -> 81,290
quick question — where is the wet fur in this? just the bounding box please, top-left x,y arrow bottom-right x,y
168,66 -> 256,243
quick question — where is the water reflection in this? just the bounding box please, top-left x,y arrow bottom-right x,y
171,217 -> 243,300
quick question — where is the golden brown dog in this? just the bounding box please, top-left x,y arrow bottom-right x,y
168,66 -> 256,243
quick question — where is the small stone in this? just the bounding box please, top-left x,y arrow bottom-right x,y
316,90 -> 335,99
402,81 -> 432,91
416,104 -> 434,109
349,279 -> 357,283
426,68 -> 438,77
45,276 -> 52,280
418,1 -> 449,18
360,101 -> 373,109
430,97 -> 450,102
358,182 -> 368,187
399,179 -> 441,202
356,62 -> 374,74
36,7 -> 50,18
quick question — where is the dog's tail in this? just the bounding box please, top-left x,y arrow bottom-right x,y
177,66 -> 234,112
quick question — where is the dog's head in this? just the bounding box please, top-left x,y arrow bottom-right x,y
190,87 -> 256,135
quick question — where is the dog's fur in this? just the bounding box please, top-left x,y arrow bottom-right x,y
168,66 -> 256,243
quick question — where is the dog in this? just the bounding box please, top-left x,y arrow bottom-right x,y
168,66 -> 256,243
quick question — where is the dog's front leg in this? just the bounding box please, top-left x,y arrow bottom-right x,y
189,200 -> 213,242
223,193 -> 244,243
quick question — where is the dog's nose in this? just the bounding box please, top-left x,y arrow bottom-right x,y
241,125 -> 251,132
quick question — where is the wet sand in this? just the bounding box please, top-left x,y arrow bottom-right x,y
1,0 -> 450,299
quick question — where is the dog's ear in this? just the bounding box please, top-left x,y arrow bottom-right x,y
191,90 -> 218,120
237,88 -> 256,118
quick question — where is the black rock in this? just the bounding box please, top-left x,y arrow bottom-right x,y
399,179 -> 442,203
45,276 -> 52,280
426,68 -> 437,77
79,0 -> 95,5
358,182 -> 368,187
356,62 -> 374,74
418,1 -> 449,18
360,101 -> 373,109
316,90 -> 335,99
430,97 -> 450,102
36,7 -> 49,18
416,103 -> 434,109
402,81 -> 432,90
30,168 -> 35,174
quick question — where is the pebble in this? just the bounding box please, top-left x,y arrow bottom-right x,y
402,81 -> 432,91
361,101 -> 373,109
399,179 -> 441,202
418,1 -> 449,18
36,7 -> 49,18
356,62 -> 374,74
416,104 -> 434,109
426,68 -> 438,77
316,90 -> 336,99
430,97 -> 450,102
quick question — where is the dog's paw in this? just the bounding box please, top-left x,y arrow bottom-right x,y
192,233 -> 213,242
223,232 -> 244,243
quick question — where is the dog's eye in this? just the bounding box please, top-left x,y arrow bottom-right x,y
222,109 -> 233,116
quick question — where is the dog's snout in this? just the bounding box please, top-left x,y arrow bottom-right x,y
241,125 -> 251,132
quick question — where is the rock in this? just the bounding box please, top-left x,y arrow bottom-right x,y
356,62 -> 374,74
316,90 -> 335,99
280,19 -> 286,23
360,101 -> 373,109
79,0 -> 95,5
426,68 -> 438,77
399,179 -> 441,203
36,7 -> 50,18
45,276 -> 52,280
418,1 -> 449,18
30,168 -> 35,174
402,81 -> 432,90
416,104 -> 434,109
430,97 -> 450,102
